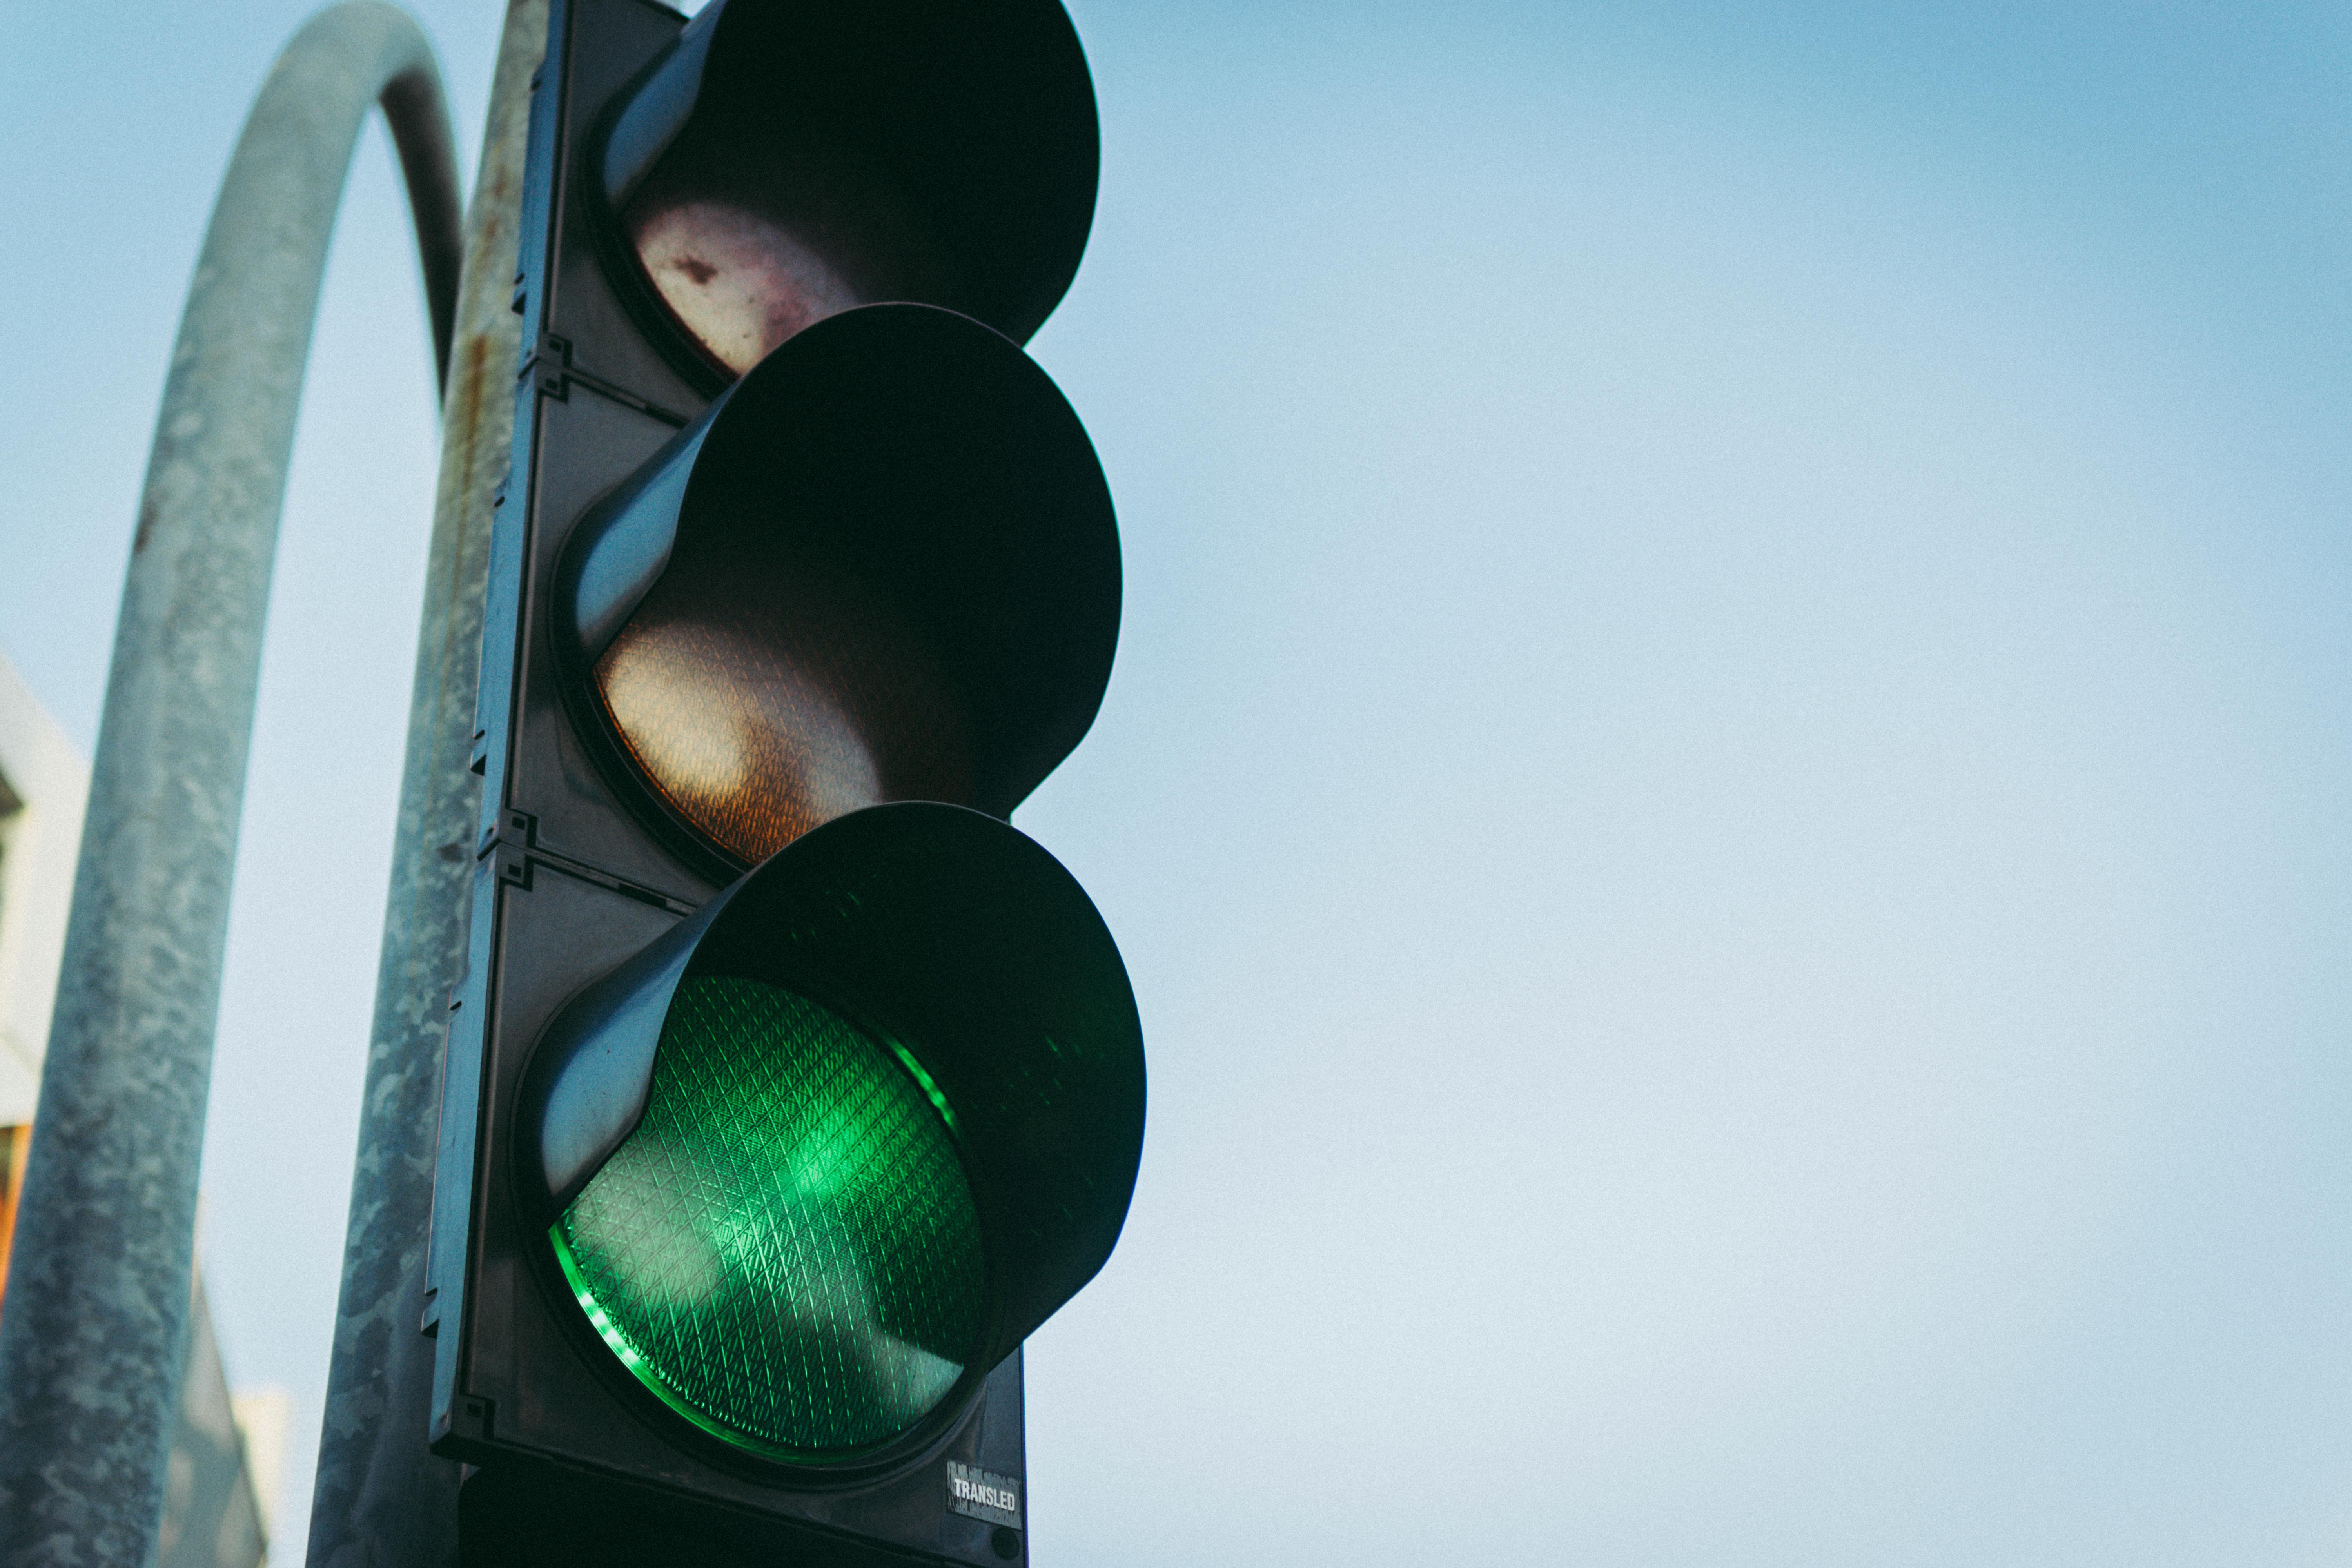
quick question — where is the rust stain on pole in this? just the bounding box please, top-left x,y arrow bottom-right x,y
306,5 -> 548,1565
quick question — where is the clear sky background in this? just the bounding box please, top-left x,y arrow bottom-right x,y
3,2 -> 2350,1564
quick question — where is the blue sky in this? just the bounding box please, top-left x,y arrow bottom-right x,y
2,2 -> 2349,1564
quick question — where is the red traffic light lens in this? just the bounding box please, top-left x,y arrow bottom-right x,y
620,134 -> 956,378
596,0 -> 1100,383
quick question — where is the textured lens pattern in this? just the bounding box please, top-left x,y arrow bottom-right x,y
554,975 -> 984,1457
593,541 -> 973,865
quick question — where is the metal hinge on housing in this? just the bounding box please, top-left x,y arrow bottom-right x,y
478,809 -> 696,916
518,332 -> 690,427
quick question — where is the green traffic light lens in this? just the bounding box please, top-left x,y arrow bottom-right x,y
550,975 -> 985,1459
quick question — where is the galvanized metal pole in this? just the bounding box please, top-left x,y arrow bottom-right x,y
307,5 -> 546,1564
0,8 -> 461,1566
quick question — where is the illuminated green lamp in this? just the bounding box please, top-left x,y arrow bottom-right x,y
516,803 -> 1144,1465
550,977 -> 983,1455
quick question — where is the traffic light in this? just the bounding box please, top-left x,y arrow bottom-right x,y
423,1 -> 1140,1562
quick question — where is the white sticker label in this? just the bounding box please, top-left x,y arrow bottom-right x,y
946,1461 -> 1022,1528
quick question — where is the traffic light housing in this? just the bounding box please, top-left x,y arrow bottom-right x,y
424,2 -> 1139,1561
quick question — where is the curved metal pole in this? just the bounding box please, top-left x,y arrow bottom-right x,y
0,7 -> 460,1564
308,5 -> 549,1563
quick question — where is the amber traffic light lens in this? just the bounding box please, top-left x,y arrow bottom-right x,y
592,537 -> 974,865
